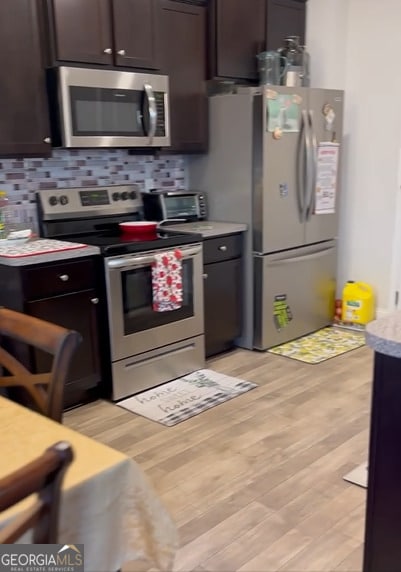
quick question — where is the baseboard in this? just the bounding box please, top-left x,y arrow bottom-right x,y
334,308 -> 391,329
376,308 -> 393,320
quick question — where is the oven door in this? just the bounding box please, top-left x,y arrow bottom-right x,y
105,244 -> 204,361
57,66 -> 170,148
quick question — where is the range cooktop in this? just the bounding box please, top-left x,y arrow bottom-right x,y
36,185 -> 202,256
64,229 -> 202,257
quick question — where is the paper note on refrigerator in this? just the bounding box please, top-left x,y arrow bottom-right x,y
314,142 -> 340,214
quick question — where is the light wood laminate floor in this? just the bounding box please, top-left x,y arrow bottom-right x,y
66,346 -> 372,571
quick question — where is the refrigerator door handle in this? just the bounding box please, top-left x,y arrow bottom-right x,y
297,110 -> 309,223
303,109 -> 313,222
266,245 -> 336,266
306,110 -> 318,220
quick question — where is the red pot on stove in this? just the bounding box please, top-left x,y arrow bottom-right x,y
119,221 -> 158,238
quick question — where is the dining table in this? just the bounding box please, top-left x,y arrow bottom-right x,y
0,396 -> 177,572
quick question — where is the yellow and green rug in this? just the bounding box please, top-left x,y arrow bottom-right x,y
268,326 -> 365,364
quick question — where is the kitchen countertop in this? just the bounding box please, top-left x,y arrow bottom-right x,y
0,244 -> 100,266
165,221 -> 247,238
366,310 -> 401,358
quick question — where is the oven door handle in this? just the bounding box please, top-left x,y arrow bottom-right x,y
107,244 -> 202,269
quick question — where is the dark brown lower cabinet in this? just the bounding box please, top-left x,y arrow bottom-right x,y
0,257 -> 103,409
203,235 -> 243,357
363,351 -> 401,572
27,289 -> 101,409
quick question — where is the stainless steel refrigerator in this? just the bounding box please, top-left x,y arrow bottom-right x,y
189,86 -> 344,350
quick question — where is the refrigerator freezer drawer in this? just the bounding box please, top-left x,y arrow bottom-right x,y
254,241 -> 337,350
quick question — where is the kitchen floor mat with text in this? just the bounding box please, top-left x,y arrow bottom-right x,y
117,369 -> 257,426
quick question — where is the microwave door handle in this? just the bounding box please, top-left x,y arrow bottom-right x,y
144,83 -> 157,144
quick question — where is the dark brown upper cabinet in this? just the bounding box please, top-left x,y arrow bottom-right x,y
209,0 -> 307,82
158,1 -> 208,152
266,0 -> 306,51
49,0 -> 160,69
50,0 -> 113,65
112,0 -> 160,69
0,1 -> 51,157
209,0 -> 266,81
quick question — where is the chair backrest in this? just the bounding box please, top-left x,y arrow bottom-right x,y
0,308 -> 82,422
0,441 -> 73,544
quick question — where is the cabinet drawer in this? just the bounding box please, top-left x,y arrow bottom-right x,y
203,234 -> 242,264
23,259 -> 96,300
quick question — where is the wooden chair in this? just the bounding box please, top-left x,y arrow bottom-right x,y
0,442 -> 73,544
0,308 -> 81,422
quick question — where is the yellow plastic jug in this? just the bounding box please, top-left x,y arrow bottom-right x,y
341,281 -> 375,325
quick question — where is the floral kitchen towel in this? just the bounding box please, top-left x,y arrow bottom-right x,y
152,249 -> 183,312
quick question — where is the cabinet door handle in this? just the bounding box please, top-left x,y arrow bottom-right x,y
203,273 -> 208,279
43,137 -> 51,144
59,274 -> 69,282
117,49 -> 126,56
219,245 -> 227,252
103,48 -> 113,55
91,297 -> 99,305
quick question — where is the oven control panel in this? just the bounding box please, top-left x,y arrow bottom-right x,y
37,185 -> 143,220
80,189 -> 111,207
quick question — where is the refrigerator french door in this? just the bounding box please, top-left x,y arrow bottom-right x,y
254,241 -> 337,350
254,87 -> 343,254
305,89 -> 343,245
255,86 -> 308,254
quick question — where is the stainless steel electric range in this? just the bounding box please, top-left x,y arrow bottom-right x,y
37,185 -> 205,401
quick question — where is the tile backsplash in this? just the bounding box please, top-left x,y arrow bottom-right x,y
0,149 -> 188,230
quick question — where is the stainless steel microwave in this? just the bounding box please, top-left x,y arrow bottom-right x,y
48,66 -> 170,148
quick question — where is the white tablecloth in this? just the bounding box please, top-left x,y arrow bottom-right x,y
0,397 -> 177,571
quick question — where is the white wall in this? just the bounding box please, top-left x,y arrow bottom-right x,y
307,0 -> 401,315
306,0 -> 349,90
